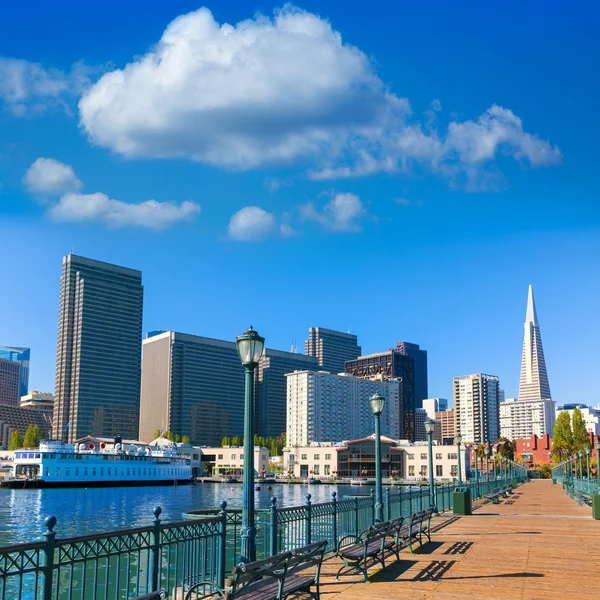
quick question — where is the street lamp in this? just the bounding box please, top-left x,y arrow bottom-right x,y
454,434 -> 463,485
586,447 -> 591,483
424,418 -> 436,510
492,447 -> 497,481
236,325 -> 265,563
485,445 -> 490,481
595,442 -> 600,487
370,392 -> 385,523
578,451 -> 583,482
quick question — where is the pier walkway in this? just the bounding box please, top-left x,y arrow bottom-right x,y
318,480 -> 598,600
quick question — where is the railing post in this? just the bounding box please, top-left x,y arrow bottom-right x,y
331,492 -> 338,550
218,501 -> 227,589
370,489 -> 375,525
305,494 -> 312,545
41,516 -> 56,600
354,498 -> 359,536
269,497 -> 278,556
150,506 -> 162,592
385,488 -> 391,521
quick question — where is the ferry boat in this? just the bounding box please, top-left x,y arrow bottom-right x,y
2,440 -> 193,488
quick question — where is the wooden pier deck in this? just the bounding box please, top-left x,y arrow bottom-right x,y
317,480 -> 598,600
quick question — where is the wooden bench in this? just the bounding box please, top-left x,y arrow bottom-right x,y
484,491 -> 503,504
183,541 -> 328,600
335,520 -> 393,582
404,509 -> 434,554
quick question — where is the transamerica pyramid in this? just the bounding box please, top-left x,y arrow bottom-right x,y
518,285 -> 552,401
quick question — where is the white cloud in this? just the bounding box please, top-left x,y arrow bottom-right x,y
300,192 -> 366,232
23,158 -> 82,195
228,206 -> 290,241
0,58 -> 91,116
79,6 -> 410,168
431,98 -> 442,112
24,158 -> 199,229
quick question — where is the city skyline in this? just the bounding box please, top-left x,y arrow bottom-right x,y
1,2 -> 598,407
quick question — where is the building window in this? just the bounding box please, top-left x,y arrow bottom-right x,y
240,454 -> 244,460
408,465 -> 415,477
324,465 -> 330,475
325,454 -> 331,460
420,453 -> 427,460
421,465 -> 427,476
313,454 -> 320,460
301,454 -> 307,460
231,454 -> 236,460
435,453 -> 442,460
450,465 -> 458,476
218,454 -> 223,460
436,465 -> 443,477
289,454 -> 295,461
313,465 -> 320,475
408,454 -> 415,460
448,453 -> 457,460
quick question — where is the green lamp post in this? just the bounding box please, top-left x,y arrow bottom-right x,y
586,447 -> 591,483
424,418 -> 436,510
595,442 -> 600,488
455,434 -> 463,485
236,325 -> 265,563
370,392 -> 385,523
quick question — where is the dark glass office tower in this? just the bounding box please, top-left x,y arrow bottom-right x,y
53,254 -> 143,443
0,346 -> 30,399
392,342 -> 428,409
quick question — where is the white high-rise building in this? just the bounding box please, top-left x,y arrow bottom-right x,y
453,374 -> 500,445
519,285 -> 551,402
500,398 -> 556,440
285,371 -> 401,447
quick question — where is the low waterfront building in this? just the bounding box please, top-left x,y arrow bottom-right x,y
499,397 -> 555,440
286,370 -> 401,447
515,433 -> 553,467
197,446 -> 270,478
283,437 -> 470,482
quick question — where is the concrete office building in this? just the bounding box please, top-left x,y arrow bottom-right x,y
436,408 -> 455,445
519,285 -> 552,402
254,349 -> 318,438
53,254 -> 144,443
20,391 -> 54,411
345,350 -> 415,440
0,404 -> 52,449
285,370 -> 401,447
0,346 -> 30,399
423,398 -> 448,419
305,327 -> 361,375
499,397 -> 556,440
0,358 -> 20,406
453,374 -> 500,445
392,342 -> 428,408
139,331 -> 245,446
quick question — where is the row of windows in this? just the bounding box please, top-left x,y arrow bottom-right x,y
288,453 -> 332,461
43,466 -> 188,478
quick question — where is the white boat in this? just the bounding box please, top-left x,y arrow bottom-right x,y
2,440 -> 192,488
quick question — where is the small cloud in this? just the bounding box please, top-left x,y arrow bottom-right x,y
228,206 -> 282,241
431,98 -> 442,112
23,158 -> 82,195
393,197 -> 411,206
48,193 -> 200,229
300,192 -> 367,232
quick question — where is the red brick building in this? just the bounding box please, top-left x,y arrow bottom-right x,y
516,434 -> 553,466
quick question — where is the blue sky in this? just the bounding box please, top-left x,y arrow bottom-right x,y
1,1 -> 598,404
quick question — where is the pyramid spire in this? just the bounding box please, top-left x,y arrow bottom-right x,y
518,285 -> 551,401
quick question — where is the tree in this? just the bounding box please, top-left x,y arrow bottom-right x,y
154,429 -> 162,439
182,435 -> 191,444
270,440 -> 278,457
174,434 -> 181,443
23,425 -> 36,448
552,411 -> 573,462
8,429 -> 22,450
231,436 -> 241,447
164,431 -> 174,442
572,408 -> 590,453
221,436 -> 230,447
537,463 -> 552,479
31,425 -> 43,447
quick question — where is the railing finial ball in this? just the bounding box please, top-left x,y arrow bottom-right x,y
153,506 -> 162,518
44,516 -> 57,531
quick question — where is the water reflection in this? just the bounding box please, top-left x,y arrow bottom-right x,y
0,482 -> 375,545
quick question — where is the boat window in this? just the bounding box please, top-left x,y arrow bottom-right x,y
66,468 -> 70,477
46,469 -> 50,477
84,468 -> 88,476
75,468 -> 79,476
56,468 -> 60,476
93,469 -> 96,476
35,454 -> 40,459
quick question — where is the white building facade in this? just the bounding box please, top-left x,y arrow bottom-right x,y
286,371 -> 401,447
453,374 -> 500,445
555,405 -> 600,437
500,398 -> 556,440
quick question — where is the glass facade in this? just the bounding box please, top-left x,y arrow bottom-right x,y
0,346 -> 30,398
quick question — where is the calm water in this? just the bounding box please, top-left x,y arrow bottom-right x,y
0,482 -> 371,546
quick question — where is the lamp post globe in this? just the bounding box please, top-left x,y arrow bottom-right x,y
454,434 -> 463,484
424,418 -> 436,510
236,325 -> 265,563
369,392 -> 385,522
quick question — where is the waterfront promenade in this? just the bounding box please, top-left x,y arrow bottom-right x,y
318,480 -> 597,600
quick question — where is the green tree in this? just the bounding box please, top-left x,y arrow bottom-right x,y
182,435 -> 191,444
154,429 -> 162,439
164,431 -> 174,442
23,424 -> 36,448
537,463 -> 552,479
8,429 -> 22,450
221,436 -> 230,447
270,439 -> 278,457
552,411 -> 573,462
231,436 -> 241,447
572,408 -> 590,453
174,434 -> 181,443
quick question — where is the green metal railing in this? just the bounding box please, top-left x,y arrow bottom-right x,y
0,476 -> 524,600
553,454 -> 598,506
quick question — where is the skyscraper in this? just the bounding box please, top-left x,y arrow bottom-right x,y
518,285 -> 551,401
453,373 -> 500,445
53,254 -> 143,443
0,358 -> 20,405
0,346 -> 30,399
345,351 -> 415,440
392,342 -> 428,408
305,327 -> 361,374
